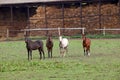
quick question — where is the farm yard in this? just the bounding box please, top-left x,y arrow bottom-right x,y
0,39 -> 120,80
0,0 -> 120,80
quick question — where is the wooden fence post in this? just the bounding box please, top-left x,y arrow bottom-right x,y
82,28 -> 85,34
58,27 -> 61,36
6,29 -> 9,40
103,27 -> 105,36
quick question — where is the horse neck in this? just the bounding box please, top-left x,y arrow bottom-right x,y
82,36 -> 87,42
49,36 -> 52,40
48,38 -> 53,44
26,39 -> 33,45
59,36 -> 62,42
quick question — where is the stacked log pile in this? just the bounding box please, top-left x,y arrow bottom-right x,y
30,4 -> 119,36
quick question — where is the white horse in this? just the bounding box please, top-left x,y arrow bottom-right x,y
59,36 -> 69,57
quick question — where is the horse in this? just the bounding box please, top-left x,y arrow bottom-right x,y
59,35 -> 69,57
82,34 -> 91,56
25,37 -> 45,60
46,35 -> 53,58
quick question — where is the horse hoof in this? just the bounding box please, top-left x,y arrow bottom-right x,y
88,53 -> 90,56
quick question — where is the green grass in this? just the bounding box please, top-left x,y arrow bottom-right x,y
0,39 -> 120,80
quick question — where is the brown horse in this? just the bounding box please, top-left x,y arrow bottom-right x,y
82,34 -> 91,56
46,35 -> 53,58
25,37 -> 45,60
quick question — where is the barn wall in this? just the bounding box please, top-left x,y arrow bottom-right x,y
0,7 -> 28,38
0,3 -> 120,38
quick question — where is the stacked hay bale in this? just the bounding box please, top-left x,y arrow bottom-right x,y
30,4 -> 119,36
30,6 -> 82,36
101,4 -> 119,34
81,4 -> 119,34
29,6 -> 46,36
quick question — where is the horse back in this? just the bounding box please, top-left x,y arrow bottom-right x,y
60,38 -> 68,48
62,38 -> 69,45
36,40 -> 43,47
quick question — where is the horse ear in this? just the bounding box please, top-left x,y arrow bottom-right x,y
24,35 -> 27,40
24,32 -> 29,38
47,33 -> 52,37
49,34 -> 52,37
51,34 -> 52,37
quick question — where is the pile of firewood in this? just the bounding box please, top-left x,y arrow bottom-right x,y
29,4 -> 119,35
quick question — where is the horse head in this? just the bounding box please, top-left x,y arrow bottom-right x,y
47,34 -> 52,43
24,37 -> 31,43
82,34 -> 86,40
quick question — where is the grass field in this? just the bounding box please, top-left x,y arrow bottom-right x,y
0,39 -> 120,80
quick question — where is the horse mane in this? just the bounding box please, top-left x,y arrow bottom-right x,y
25,37 -> 32,42
59,36 -> 62,42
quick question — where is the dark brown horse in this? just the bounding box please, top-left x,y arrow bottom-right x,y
25,37 -> 45,60
46,35 -> 53,58
82,34 -> 91,56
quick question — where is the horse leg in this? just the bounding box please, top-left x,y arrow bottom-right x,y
87,47 -> 90,56
40,51 -> 42,59
83,47 -> 86,56
38,49 -> 42,59
63,49 -> 66,57
60,48 -> 63,57
30,50 -> 32,60
64,47 -> 68,57
61,50 -> 64,57
42,49 -> 45,59
48,49 -> 50,58
66,47 -> 68,54
51,49 -> 52,58
61,48 -> 65,57
27,49 -> 30,60
60,48 -> 62,57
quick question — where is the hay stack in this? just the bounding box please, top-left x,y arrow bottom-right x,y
30,4 -> 119,35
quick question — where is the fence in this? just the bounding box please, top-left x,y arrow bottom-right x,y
2,27 -> 120,40
23,27 -> 85,35
6,27 -> 85,39
95,28 -> 120,35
